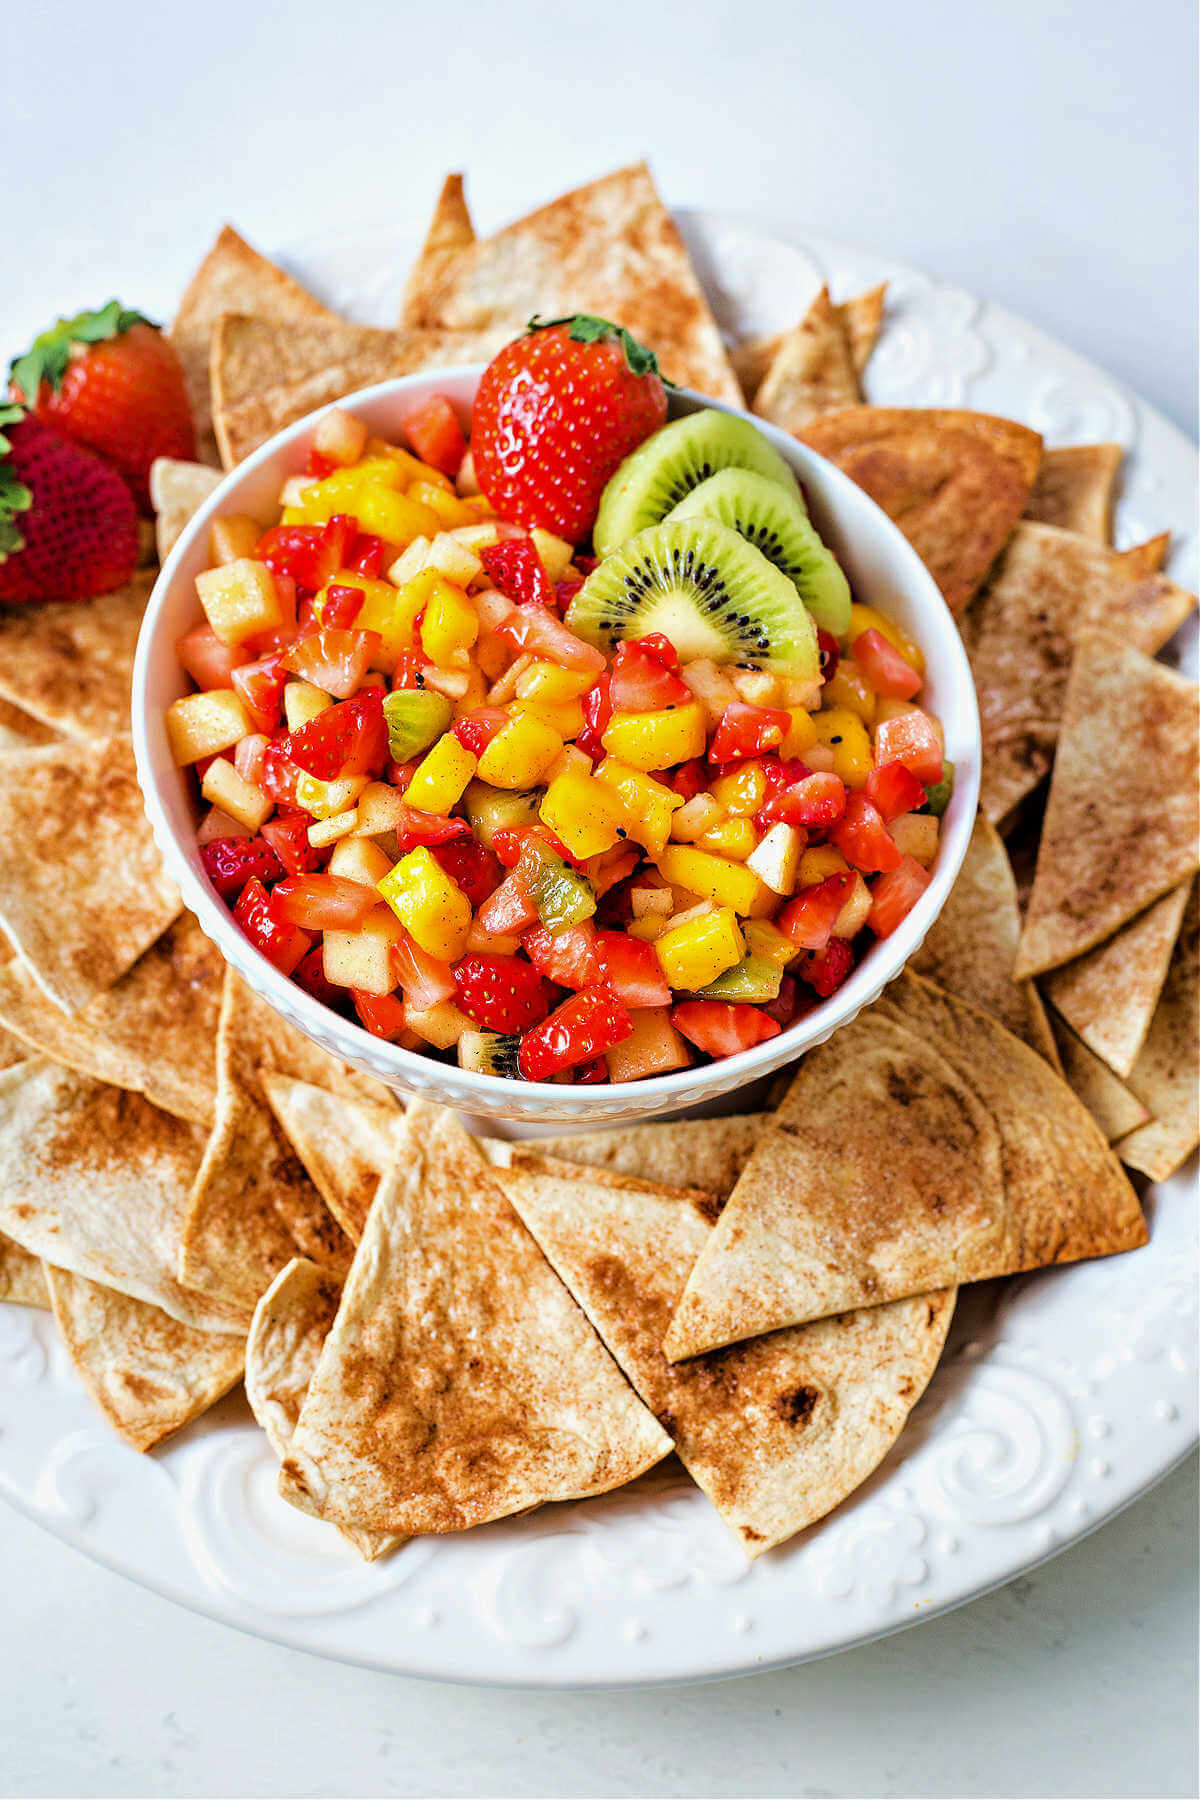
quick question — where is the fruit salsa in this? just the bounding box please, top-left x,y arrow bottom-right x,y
166,318 -> 951,1085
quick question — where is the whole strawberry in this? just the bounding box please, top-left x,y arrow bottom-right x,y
10,302 -> 195,506
471,316 -> 668,544
0,404 -> 139,605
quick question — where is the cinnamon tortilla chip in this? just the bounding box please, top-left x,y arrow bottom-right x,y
1117,533 -> 1171,577
0,572 -> 155,745
150,458 -> 223,562
399,173 -> 476,327
1051,1020 -> 1150,1143
797,407 -> 1042,615
500,1155 -> 953,1557
0,912 -> 222,1125
731,285 -> 887,407
962,524 -> 1196,824
1024,444 -> 1122,540
1044,882 -> 1191,1077
489,1114 -> 765,1197
46,1267 -> 244,1452
278,1104 -> 670,1537
1115,881 -> 1199,1180
0,1060 -> 242,1333
171,225 -> 343,463
753,286 -> 860,431
261,1074 -> 404,1242
246,1258 -> 399,1560
403,162 -> 742,405
0,737 -> 180,1013
0,1231 -> 48,1306
0,698 -> 56,751
665,972 -> 1145,1357
1015,633 -> 1199,977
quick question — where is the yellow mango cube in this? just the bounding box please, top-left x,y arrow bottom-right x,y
403,733 -> 477,815
200,757 -> 272,832
540,769 -> 627,860
653,845 -> 774,916
697,818 -> 757,861
419,576 -> 478,664
477,712 -> 564,788
797,845 -> 851,886
378,846 -> 472,962
166,689 -> 251,765
513,696 -> 584,740
815,707 -> 873,788
195,558 -> 284,647
595,759 -> 682,855
710,762 -> 767,817
779,705 -> 820,758
407,479 -> 476,529
743,919 -> 799,967
315,572 -> 419,673
823,661 -> 877,725
515,662 -> 595,706
601,702 -> 706,772
655,907 -> 745,991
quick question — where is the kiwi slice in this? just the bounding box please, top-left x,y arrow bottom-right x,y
665,468 -> 851,636
593,409 -> 797,559
462,782 -> 541,847
383,689 -> 453,762
566,519 -> 819,678
459,1030 -> 522,1079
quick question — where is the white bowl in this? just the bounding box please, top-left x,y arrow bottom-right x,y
133,370 -> 980,1125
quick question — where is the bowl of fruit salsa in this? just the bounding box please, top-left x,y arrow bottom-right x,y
133,320 -> 979,1123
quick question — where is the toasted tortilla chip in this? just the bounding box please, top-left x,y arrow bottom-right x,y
171,225 -> 343,463
0,572 -> 155,745
729,286 -> 888,408
1044,882 -> 1191,1077
0,1231 -> 48,1306
962,524 -> 1196,824
1117,533 -> 1171,577
150,458 -> 223,562
753,287 -> 860,431
912,813 -> 1058,1063
179,973 -> 394,1312
487,1114 -> 765,1196
399,173 -> 476,327
665,972 -> 1145,1356
261,1074 -> 404,1242
500,1155 -> 952,1557
797,407 -> 1042,615
1051,1020 -> 1150,1143
1024,444 -> 1122,540
1115,881 -> 1199,1180
46,1267 -> 244,1451
404,162 -> 742,405
1015,633 -> 1199,977
278,1104 -> 670,1536
246,1258 -> 399,1560
0,738 -> 180,1013
0,697 -> 56,752
0,913 -> 222,1124
0,1060 -> 243,1332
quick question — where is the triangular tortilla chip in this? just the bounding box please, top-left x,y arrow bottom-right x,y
0,1059 -> 243,1333
179,972 -> 394,1312
1117,533 -> 1171,577
246,1258 -> 399,1560
278,1104 -> 671,1536
499,1155 -> 953,1557
404,162 -> 742,405
0,572 -> 155,745
912,813 -> 1059,1063
0,912 -> 222,1125
731,285 -> 887,407
261,1074 -> 404,1243
0,738 -> 180,1013
399,173 -> 476,327
962,524 -> 1196,824
1115,881 -> 1199,1180
1051,1020 -> 1150,1143
0,1231 -> 48,1306
488,1114 -> 765,1196
797,407 -> 1042,615
1044,882 -> 1191,1077
753,287 -> 860,431
665,972 -> 1145,1357
0,697 -> 56,751
171,225 -> 343,463
1015,633 -> 1200,977
1023,444 -> 1122,540
46,1267 -> 244,1451
149,458 -> 224,562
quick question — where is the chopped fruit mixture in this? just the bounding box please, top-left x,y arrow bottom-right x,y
170,317 -> 950,1084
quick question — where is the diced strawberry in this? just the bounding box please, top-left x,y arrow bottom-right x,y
231,651 -> 287,735
817,629 -> 840,683
608,641 -> 691,712
492,824 -> 585,874
287,687 -> 389,780
477,868 -> 540,935
199,835 -> 283,901
522,921 -> 600,989
261,809 -> 322,874
590,849 -> 640,896
629,632 -> 679,670
234,732 -> 269,791
391,805 -> 471,853
453,708 -> 509,756
518,984 -> 634,1080
320,582 -> 365,627
760,756 -> 811,798
777,872 -> 856,951
431,838 -> 502,907
177,622 -> 249,690
757,770 -> 846,830
482,538 -> 555,608
493,595 -> 606,672
594,929 -> 671,1008
293,945 -> 342,1009
570,1057 -> 608,1084
865,759 -> 927,822
352,989 -> 409,1041
670,1001 -> 781,1058
554,577 -> 583,615
233,877 -> 311,975
762,973 -> 801,1027
391,933 -> 456,1009
853,629 -> 922,700
391,650 -> 433,691
709,700 -> 792,763
831,792 -> 901,873
267,873 -> 378,932
404,395 -> 468,479
259,739 -> 310,810
669,757 -> 707,801
575,672 -> 612,760
257,515 -> 354,591
868,855 -> 933,938
874,711 -> 944,786
346,533 -> 385,578
799,936 -> 856,997
282,629 -> 380,700
454,953 -> 555,1034
305,449 -> 337,480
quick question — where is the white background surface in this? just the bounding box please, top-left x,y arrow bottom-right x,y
1,1 -> 1196,1795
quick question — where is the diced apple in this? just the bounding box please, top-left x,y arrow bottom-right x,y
284,680 -> 333,731
530,527 -> 573,583
166,689 -> 251,765
195,558 -> 284,646
889,812 -> 940,867
312,406 -> 368,467
208,514 -> 262,566
832,872 -> 874,937
605,1007 -> 691,1082
307,808 -> 359,848
322,906 -> 402,994
200,757 -> 272,832
678,657 -> 738,727
405,1000 -> 474,1049
746,822 -> 804,896
197,804 -> 252,844
427,532 -> 483,587
327,836 -> 395,887
670,794 -> 725,843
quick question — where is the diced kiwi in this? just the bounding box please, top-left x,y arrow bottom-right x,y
593,409 -> 798,558
698,954 -> 784,1003
459,1030 -> 523,1079
461,781 -> 541,846
566,518 -> 818,679
383,689 -> 453,762
524,843 -> 597,934
920,760 -> 955,817
665,468 -> 851,637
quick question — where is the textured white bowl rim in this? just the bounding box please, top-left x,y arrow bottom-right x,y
132,371 -> 980,1121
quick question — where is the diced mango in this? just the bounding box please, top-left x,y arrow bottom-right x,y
515,662 -> 595,706
419,576 -> 478,664
601,702 -> 706,771
697,818 -> 757,861
403,733 -> 477,815
512,696 -> 585,740
476,712 -> 564,788
595,759 -> 683,855
743,919 -> 799,967
540,768 -> 627,860
710,762 -> 767,817
378,846 -> 472,962
653,845 -> 775,916
283,680 -> 333,731
797,845 -> 851,885
847,603 -> 925,676
327,835 -> 395,887
407,479 -> 476,529
315,571 -> 421,673
200,757 -> 272,832
824,661 -> 877,725
295,772 -> 369,820
195,558 -> 283,646
166,689 -> 251,764
815,707 -> 873,788
655,907 -> 745,991
779,705 -> 821,758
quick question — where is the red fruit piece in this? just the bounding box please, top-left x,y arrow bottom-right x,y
0,407 -> 139,604
233,876 -> 311,975
454,953 -> 555,1034
709,700 -> 792,764
404,395 -> 468,479
481,538 -> 554,608
522,921 -> 600,989
852,629 -> 922,700
353,989 -> 409,1041
257,515 -> 354,591
177,622 -> 249,690
817,629 -> 840,683
830,792 -> 901,873
10,306 -> 194,505
609,641 -> 691,712
391,934 -> 456,1009
282,629 -> 381,700
199,835 -> 283,900
757,770 -> 846,831
777,873 -> 856,951
594,929 -> 671,1008
267,873 -> 377,932
345,534 -> 385,578
868,856 -> 933,938
392,805 -> 471,854
477,868 -> 540,936
293,945 -> 343,1010
575,673 -> 612,762
287,687 -> 388,780
431,838 -> 502,908
669,758 -> 707,801
320,583 -> 365,627
670,1001 -> 781,1058
231,652 -> 287,735
517,984 -> 634,1081
865,759 -> 927,822
799,936 -> 856,998
453,708 -> 509,756
259,741 -> 311,811
874,712 -> 944,786
472,316 -> 668,543
260,809 -> 322,875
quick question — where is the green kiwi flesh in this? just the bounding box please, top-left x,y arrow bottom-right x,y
592,409 -> 798,559
565,518 -> 819,678
665,468 -> 852,636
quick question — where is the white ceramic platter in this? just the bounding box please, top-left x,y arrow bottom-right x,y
0,210 -> 1195,1688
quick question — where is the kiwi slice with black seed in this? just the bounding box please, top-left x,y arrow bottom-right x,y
592,409 -> 797,559
459,1030 -> 523,1079
565,518 -> 819,678
665,468 -> 852,636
